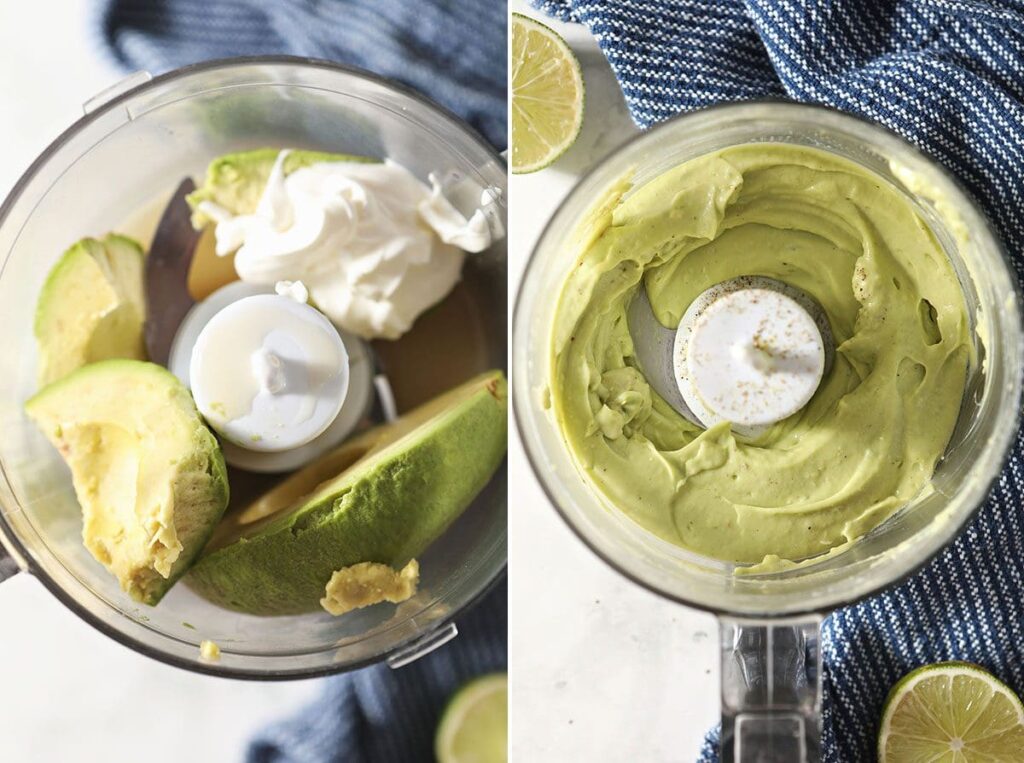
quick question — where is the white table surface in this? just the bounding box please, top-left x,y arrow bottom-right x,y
0,5 -> 318,763
508,3 -> 720,761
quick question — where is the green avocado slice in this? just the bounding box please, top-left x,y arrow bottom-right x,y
185,148 -> 377,229
34,234 -> 147,387
25,360 -> 229,605
187,370 -> 508,615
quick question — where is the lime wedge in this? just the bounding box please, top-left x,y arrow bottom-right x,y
879,661 -> 1024,762
436,673 -> 508,763
511,13 -> 584,174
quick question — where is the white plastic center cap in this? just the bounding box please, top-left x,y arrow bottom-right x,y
674,279 -> 826,435
190,294 -> 350,452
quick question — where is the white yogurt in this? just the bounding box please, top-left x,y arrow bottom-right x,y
197,150 -> 492,340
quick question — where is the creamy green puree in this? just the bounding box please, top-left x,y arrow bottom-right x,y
550,143 -> 970,565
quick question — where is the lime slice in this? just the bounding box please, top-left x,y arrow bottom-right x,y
511,13 -> 584,174
879,661 -> 1024,762
436,673 -> 508,763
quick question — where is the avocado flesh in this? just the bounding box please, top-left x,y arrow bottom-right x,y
185,148 -> 377,229
188,371 -> 508,615
25,360 -> 229,605
321,560 -> 420,616
35,235 -> 146,387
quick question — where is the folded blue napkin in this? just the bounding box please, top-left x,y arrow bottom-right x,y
94,0 -> 507,149
95,3 -> 508,761
534,0 -> 1024,760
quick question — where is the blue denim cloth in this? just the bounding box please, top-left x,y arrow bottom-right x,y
534,0 -> 1024,760
94,0 -> 507,149
95,3 -> 508,762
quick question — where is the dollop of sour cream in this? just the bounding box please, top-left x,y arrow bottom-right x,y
197,150 -> 492,340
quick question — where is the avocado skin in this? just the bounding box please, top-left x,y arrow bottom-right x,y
187,373 -> 507,616
185,148 -> 377,228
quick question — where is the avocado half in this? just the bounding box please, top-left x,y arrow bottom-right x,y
185,148 -> 377,229
34,234 -> 146,387
188,370 -> 508,615
25,360 -> 229,605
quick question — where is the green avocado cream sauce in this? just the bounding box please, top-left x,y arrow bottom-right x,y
550,143 -> 970,566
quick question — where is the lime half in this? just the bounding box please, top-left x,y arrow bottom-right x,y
879,661 -> 1024,762
436,673 -> 508,763
511,13 -> 584,174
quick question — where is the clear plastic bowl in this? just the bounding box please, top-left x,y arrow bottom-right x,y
514,101 -> 1021,618
512,102 -> 1022,759
0,56 -> 507,679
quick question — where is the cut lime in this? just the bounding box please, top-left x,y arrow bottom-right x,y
436,673 -> 508,763
879,661 -> 1024,762
511,13 -> 584,174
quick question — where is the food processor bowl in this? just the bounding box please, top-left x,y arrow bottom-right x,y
0,57 -> 507,679
512,102 -> 1022,760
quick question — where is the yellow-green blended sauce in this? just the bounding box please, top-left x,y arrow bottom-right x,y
550,144 -> 970,565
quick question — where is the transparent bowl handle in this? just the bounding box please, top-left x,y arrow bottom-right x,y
718,615 -> 824,762
82,71 -> 152,115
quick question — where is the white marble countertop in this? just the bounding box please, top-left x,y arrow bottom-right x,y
0,5 -> 317,762
508,2 -> 720,761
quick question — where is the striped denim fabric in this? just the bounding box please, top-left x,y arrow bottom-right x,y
533,1 -> 1024,760
94,0 -> 507,149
